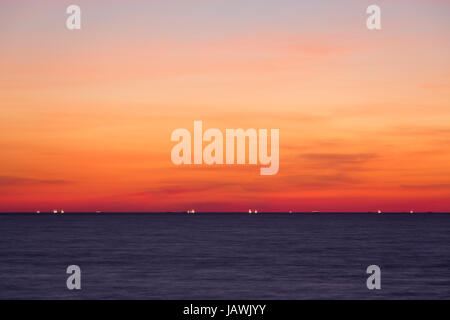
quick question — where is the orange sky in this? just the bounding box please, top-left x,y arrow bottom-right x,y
1,0 -> 450,212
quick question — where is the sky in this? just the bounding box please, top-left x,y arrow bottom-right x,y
1,0 -> 450,212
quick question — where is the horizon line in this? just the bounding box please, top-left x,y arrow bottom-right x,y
1,211 -> 450,214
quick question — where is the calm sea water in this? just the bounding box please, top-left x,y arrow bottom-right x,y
0,213 -> 449,300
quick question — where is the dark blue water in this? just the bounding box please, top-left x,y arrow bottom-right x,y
0,213 -> 449,299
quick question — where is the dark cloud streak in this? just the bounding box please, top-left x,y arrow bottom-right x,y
0,176 -> 72,187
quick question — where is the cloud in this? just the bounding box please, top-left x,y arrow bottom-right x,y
386,126 -> 450,136
420,83 -> 450,90
131,181 -> 240,197
0,176 -> 72,187
279,173 -> 365,190
300,153 -> 377,167
400,184 -> 450,190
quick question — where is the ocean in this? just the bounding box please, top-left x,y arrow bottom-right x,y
0,213 -> 449,299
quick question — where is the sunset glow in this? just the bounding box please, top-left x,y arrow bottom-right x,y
1,0 -> 449,212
